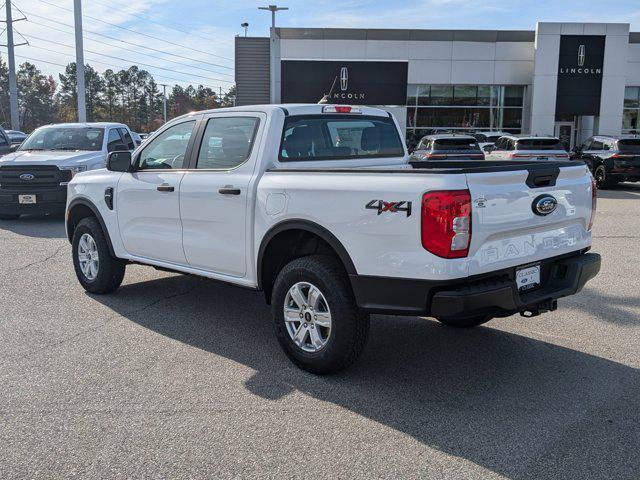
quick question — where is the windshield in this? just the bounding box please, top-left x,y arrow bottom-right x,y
433,138 -> 480,150
516,139 -> 565,151
19,127 -> 105,152
279,115 -> 404,161
618,139 -> 640,152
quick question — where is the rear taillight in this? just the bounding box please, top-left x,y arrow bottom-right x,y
426,153 -> 447,159
588,175 -> 597,231
554,153 -> 569,158
509,153 -> 531,158
421,190 -> 472,258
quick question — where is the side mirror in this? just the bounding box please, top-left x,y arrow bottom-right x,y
9,144 -> 19,152
107,151 -> 132,172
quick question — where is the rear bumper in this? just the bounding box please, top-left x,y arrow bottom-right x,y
350,251 -> 601,318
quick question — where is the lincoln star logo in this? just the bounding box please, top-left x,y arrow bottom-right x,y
577,44 -> 585,67
340,67 -> 348,92
19,173 -> 35,181
532,194 -> 558,216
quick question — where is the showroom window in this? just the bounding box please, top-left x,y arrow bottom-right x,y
623,87 -> 639,133
406,84 -> 526,141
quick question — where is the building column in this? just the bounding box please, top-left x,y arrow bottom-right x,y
596,23 -> 629,135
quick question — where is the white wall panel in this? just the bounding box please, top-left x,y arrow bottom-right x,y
452,42 -> 495,61
408,60 -> 452,84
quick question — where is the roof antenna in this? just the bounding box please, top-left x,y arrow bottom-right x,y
318,74 -> 338,104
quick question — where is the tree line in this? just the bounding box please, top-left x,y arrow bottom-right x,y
0,56 -> 236,133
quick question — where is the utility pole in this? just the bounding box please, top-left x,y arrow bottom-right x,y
3,0 -> 26,130
258,5 -> 288,104
160,84 -> 167,123
73,0 -> 86,122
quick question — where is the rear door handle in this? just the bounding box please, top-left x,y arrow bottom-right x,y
157,184 -> 175,192
218,187 -> 241,195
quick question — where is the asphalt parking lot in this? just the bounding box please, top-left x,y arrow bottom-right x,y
1,185 -> 639,479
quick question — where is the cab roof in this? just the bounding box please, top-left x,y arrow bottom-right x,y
39,122 -> 129,129
174,104 -> 393,121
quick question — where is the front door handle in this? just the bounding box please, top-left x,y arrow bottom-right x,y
218,187 -> 241,195
157,184 -> 175,192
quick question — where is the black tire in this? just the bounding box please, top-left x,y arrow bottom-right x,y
72,217 -> 126,294
271,255 -> 370,375
594,164 -> 616,189
437,315 -> 492,328
0,214 -> 20,220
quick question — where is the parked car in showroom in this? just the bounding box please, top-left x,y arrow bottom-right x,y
571,135 -> 640,189
0,122 -> 137,220
64,104 -> 599,374
409,134 -> 485,162
6,129 -> 28,146
484,135 -> 569,161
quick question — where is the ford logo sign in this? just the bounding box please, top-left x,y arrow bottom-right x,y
19,173 -> 35,181
532,194 -> 558,216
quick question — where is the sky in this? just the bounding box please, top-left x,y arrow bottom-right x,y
0,0 -> 638,95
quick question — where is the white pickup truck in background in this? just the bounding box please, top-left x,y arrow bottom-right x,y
0,122 -> 136,220
65,104 -> 601,374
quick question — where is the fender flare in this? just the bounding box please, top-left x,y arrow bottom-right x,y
257,219 -> 357,289
66,198 -> 117,257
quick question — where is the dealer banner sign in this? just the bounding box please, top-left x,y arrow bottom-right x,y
555,35 -> 605,116
281,61 -> 408,105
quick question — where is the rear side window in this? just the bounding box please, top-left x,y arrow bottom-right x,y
618,139 -> 640,152
433,138 -> 480,151
196,116 -> 259,169
516,139 -> 564,150
279,115 -> 404,161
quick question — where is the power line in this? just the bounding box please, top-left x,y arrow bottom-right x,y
22,19 -> 233,78
89,0 -> 235,49
36,0 -> 234,62
19,9 -> 234,72
1,44 -> 230,93
21,33 -> 234,84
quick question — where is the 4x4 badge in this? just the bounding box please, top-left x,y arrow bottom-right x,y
366,200 -> 412,217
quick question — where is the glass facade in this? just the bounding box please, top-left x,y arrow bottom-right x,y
623,87 -> 639,133
406,84 -> 526,144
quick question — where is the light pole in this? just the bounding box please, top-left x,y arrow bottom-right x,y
73,0 -> 87,122
258,5 -> 288,104
160,84 -> 167,124
241,22 -> 249,37
3,0 -> 26,130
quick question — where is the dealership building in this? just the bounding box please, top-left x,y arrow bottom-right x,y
235,22 -> 640,149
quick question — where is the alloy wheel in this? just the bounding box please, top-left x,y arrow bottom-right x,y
78,233 -> 100,281
284,282 -> 332,353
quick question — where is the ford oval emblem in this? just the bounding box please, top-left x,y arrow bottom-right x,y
532,194 -> 558,216
19,173 -> 35,181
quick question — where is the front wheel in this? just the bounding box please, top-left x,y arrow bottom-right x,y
437,316 -> 492,328
72,217 -> 126,294
272,255 -> 370,375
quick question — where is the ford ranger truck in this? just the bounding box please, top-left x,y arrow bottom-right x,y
65,105 -> 601,374
0,122 -> 136,220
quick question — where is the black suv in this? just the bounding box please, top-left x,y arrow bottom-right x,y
409,134 -> 484,163
572,136 -> 640,189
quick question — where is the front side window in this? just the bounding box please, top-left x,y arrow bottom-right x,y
138,121 -> 195,170
107,129 -> 123,152
196,117 -> 259,169
19,127 -> 105,152
119,128 -> 136,150
280,115 -> 404,161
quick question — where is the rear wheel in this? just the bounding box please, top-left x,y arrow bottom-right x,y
0,214 -> 20,220
272,255 -> 369,374
72,217 -> 126,294
437,316 -> 492,328
594,164 -> 616,189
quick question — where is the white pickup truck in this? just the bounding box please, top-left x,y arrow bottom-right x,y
0,122 -> 136,220
65,104 -> 600,374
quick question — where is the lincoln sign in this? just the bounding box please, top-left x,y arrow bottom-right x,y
555,35 -> 605,116
280,61 -> 408,105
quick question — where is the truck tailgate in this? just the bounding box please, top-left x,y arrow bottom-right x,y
465,163 -> 593,276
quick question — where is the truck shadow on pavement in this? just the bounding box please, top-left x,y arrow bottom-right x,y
95,274 -> 640,480
564,287 -> 640,326
0,215 -> 67,239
